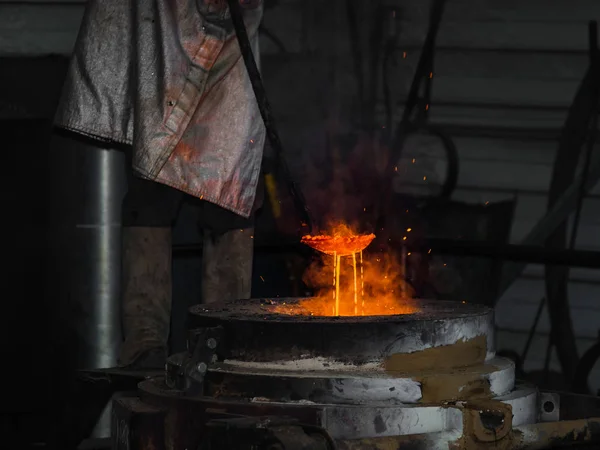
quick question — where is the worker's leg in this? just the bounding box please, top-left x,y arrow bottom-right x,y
118,168 -> 183,368
198,180 -> 263,304
201,221 -> 255,304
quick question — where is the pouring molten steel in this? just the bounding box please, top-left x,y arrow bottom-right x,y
301,233 -> 376,256
276,223 -> 417,317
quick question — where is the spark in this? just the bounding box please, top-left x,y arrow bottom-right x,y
402,236 -> 407,241
423,176 -> 427,181
407,228 -> 412,232
260,276 -> 265,282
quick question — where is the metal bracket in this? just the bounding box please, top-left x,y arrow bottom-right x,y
165,326 -> 223,395
539,392 -> 561,422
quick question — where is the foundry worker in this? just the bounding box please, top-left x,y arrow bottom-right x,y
53,0 -> 265,368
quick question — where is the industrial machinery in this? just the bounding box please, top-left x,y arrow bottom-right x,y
98,2 -> 600,448
111,298 -> 600,449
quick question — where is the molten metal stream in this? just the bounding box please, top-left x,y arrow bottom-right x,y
330,250 -> 363,315
276,224 -> 417,317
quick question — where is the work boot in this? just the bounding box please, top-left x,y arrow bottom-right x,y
202,227 -> 254,304
118,226 -> 172,368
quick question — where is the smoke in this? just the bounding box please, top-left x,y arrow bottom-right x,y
300,131 -> 391,234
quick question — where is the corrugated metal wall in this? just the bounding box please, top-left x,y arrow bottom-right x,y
1,0 -> 598,390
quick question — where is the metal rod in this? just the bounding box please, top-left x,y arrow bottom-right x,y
542,20 -> 599,383
569,22 -> 599,251
521,297 -> 546,362
498,156 -> 600,295
543,330 -> 554,383
226,0 -> 313,232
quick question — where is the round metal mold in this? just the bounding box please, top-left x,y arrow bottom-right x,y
206,356 -> 515,405
188,298 -> 495,368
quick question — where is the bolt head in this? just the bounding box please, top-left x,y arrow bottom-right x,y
207,338 -> 217,349
197,362 -> 208,374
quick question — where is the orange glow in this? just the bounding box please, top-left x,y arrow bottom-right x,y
302,234 -> 376,256
277,223 -> 416,317
301,223 -> 375,256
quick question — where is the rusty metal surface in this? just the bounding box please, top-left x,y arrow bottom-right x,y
514,418 -> 600,449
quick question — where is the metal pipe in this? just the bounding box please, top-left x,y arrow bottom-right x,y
64,136 -> 124,368
47,131 -> 126,436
